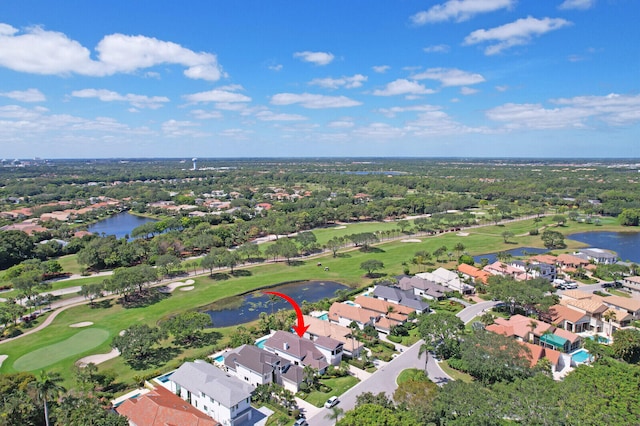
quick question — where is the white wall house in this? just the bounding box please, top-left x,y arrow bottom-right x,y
168,360 -> 254,426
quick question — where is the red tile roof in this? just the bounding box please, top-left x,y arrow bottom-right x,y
116,386 -> 219,426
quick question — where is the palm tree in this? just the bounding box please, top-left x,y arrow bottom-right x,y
418,342 -> 430,372
268,294 -> 279,315
603,310 -> 617,336
29,371 -> 65,426
324,406 -> 344,424
528,320 -> 538,343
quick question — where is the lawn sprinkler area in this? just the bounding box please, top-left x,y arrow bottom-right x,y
13,328 -> 110,371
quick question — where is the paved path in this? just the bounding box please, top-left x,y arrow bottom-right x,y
456,300 -> 499,324
306,339 -> 450,426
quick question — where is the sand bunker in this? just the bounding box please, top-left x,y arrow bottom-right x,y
0,355 -> 7,368
179,286 -> 195,291
76,348 -> 120,367
160,281 -> 195,292
70,321 -> 94,328
119,330 -> 126,336
334,225 -> 347,229
401,239 -> 421,243
185,279 -> 195,285
457,232 -> 470,237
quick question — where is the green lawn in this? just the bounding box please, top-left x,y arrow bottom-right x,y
440,360 -> 474,383
0,215 -> 633,389
396,368 -> 428,385
303,375 -> 360,407
607,288 -> 632,298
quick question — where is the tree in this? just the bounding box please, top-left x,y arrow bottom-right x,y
619,208 -> 640,226
417,342 -> 430,371
603,309 -> 617,336
355,392 -> 394,410
54,394 -> 129,426
501,230 -> 514,243
29,371 -> 65,426
274,238 -> 299,264
80,282 -> 104,306
161,311 -> 212,346
325,236 -> 344,258
111,324 -> 166,362
295,231 -> 317,254
611,328 -> 640,363
155,253 -> 181,276
336,404 -> 419,426
326,406 -> 344,424
417,312 -> 464,359
0,230 -> 35,269
453,242 -> 465,256
551,214 -> 566,226
236,242 -> 260,261
458,330 -> 532,384
360,259 -> 384,277
541,229 -> 565,249
393,376 -> 438,424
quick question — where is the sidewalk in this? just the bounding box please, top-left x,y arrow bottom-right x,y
295,396 -> 321,420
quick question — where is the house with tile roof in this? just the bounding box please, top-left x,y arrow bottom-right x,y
556,253 -> 590,269
519,341 -> 565,373
116,385 -> 219,426
353,295 -> 415,318
601,295 -> 640,319
621,276 -> 640,295
508,260 -> 557,282
263,330 -> 337,374
487,314 -> 581,353
167,360 -> 253,426
457,263 -> 491,285
328,302 -> 380,330
222,344 -> 304,393
548,304 -> 591,333
370,285 -> 430,312
303,315 -> 363,358
483,261 -> 528,281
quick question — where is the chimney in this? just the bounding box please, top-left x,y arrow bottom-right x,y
283,342 -> 289,350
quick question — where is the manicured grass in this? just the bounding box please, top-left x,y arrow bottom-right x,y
12,327 -> 110,371
396,368 -> 428,385
400,326 -> 421,346
607,289 -> 632,298
0,215 -> 633,389
56,254 -> 83,275
440,360 -> 474,383
303,375 -> 359,407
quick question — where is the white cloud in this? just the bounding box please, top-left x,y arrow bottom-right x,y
309,74 -> 367,89
270,93 -> 361,109
255,110 -> 307,121
377,105 -> 440,118
0,88 -> 45,102
496,85 -> 509,92
372,65 -> 390,73
460,87 -> 479,95
327,119 -> 355,128
423,44 -> 450,53
373,79 -> 436,97
412,68 -> 485,87
411,0 -> 514,25
268,63 -> 283,71
0,24 -> 224,80
183,87 -> 251,104
407,108 -> 489,136
293,51 -> 334,66
464,16 -> 572,55
161,119 -> 208,137
353,122 -> 406,139
190,109 -> 223,120
486,93 -> 640,129
559,0 -> 595,10
219,128 -> 253,140
71,88 -> 169,109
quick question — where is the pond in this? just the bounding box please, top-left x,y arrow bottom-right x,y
568,231 -> 640,263
473,247 -> 548,265
87,212 -> 157,239
203,280 -> 348,327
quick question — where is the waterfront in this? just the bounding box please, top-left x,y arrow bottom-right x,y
568,231 -> 640,263
87,212 -> 158,239
203,280 -> 348,327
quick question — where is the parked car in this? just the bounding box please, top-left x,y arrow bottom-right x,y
601,282 -> 613,288
294,419 -> 308,426
325,396 -> 339,408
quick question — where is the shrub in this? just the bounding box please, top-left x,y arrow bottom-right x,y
387,335 -> 402,343
380,340 -> 395,350
447,357 -> 470,372
529,229 -> 539,236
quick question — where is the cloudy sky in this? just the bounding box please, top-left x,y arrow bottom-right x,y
1,0 -> 638,158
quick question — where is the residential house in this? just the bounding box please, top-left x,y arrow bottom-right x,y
303,315 -> 364,358
483,261 -> 528,281
370,285 -> 430,313
353,295 -> 415,319
328,302 -> 379,330
397,276 -> 447,300
556,253 -> 591,269
576,248 -> 617,264
508,260 -> 557,282
520,341 -> 565,373
167,360 -> 253,426
416,267 -> 474,294
548,304 -> 591,333
487,314 -> 582,353
116,385 -> 219,426
223,344 -> 304,393
457,263 -> 491,285
263,330 -> 336,374
621,276 -> 640,295
601,295 -> 640,320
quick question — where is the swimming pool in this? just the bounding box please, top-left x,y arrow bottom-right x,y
589,335 -> 610,344
155,372 -> 173,383
344,301 -> 356,306
571,349 -> 591,364
255,337 -> 268,349
317,313 -> 329,321
213,355 -> 224,362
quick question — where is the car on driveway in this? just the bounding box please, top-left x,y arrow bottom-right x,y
294,419 -> 308,426
324,396 -> 339,408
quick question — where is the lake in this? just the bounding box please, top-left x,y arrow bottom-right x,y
568,231 -> 640,263
473,247 -> 548,265
87,212 -> 158,239
203,280 -> 348,327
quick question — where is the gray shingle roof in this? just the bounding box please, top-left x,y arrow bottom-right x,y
264,331 -> 329,371
170,361 -> 253,408
224,344 -> 283,375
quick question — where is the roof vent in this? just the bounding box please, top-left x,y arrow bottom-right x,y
284,342 -> 289,350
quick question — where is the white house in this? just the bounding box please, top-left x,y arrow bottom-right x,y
417,267 -> 474,294
263,330 -> 335,374
168,360 -> 254,426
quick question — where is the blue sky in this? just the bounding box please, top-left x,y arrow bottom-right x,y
0,0 -> 638,158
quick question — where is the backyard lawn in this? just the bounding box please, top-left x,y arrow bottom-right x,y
302,375 -> 360,408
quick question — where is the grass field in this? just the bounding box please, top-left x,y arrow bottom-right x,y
0,214 -> 633,389
12,327 -> 109,371
396,368 -> 428,385
303,375 -> 360,407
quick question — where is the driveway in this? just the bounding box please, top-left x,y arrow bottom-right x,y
456,300 -> 499,324
305,339 -> 450,426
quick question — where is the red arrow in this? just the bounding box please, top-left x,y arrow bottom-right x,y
264,291 -> 309,337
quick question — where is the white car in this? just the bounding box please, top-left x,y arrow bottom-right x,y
324,396 -> 339,408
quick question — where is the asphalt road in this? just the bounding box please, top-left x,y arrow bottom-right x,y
456,300 -> 499,324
